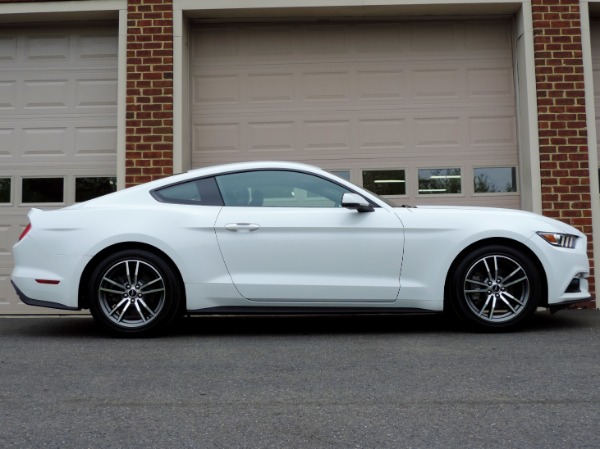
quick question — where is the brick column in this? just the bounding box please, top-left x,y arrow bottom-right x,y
125,0 -> 174,187
532,0 -> 595,304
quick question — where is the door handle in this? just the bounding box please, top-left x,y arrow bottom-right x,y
224,223 -> 261,232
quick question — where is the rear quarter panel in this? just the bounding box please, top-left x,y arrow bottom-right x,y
28,204 -> 232,294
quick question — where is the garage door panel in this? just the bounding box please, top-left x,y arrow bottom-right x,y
74,124 -> 118,157
0,79 -> 16,108
15,32 -> 116,67
0,273 -> 16,307
0,75 -> 116,114
191,20 -> 517,208
194,63 -> 513,112
77,33 -> 118,60
408,22 -> 458,53
356,69 -> 406,101
469,116 -> 517,147
0,116 -> 116,161
23,79 -> 70,109
358,117 -> 406,151
465,21 -> 514,52
0,128 -> 15,156
414,117 -> 461,149
0,214 -> 26,312
412,68 -> 460,100
301,25 -> 349,55
0,222 -> 15,258
0,35 -> 17,60
303,71 -> 351,103
248,120 -> 297,153
467,67 -> 514,99
76,77 -> 118,109
247,73 -> 295,104
194,110 -> 517,165
193,122 -> 241,155
22,126 -> 69,157
303,119 -> 352,152
194,74 -> 241,105
192,21 -> 511,62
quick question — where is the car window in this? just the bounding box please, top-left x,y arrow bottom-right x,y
152,177 -> 223,205
215,170 -> 353,207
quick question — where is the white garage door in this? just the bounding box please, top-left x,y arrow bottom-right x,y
591,21 -> 600,170
0,25 -> 118,314
191,20 -> 519,208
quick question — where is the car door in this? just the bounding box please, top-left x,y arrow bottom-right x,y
213,170 -> 404,303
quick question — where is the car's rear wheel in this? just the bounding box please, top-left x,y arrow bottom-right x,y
449,245 -> 541,331
89,249 -> 182,337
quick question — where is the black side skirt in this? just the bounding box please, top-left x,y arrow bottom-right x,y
186,306 -> 437,316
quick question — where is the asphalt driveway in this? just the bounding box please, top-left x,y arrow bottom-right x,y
0,310 -> 599,449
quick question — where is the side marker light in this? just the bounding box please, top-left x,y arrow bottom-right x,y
35,279 -> 61,285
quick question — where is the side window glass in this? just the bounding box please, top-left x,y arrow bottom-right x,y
215,170 -> 353,207
152,177 -> 222,205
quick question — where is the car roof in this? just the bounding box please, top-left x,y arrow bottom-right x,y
76,161 -> 343,208
186,161 -> 323,177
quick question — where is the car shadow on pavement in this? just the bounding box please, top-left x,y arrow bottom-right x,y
170,310 -> 591,337
0,309 -> 594,338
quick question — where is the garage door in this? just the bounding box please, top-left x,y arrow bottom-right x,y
591,21 -> 600,174
191,20 -> 519,208
0,25 -> 118,314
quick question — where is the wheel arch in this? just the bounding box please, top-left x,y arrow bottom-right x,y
443,237 -> 548,310
78,242 -> 186,310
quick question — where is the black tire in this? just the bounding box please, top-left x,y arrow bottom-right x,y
88,249 -> 183,337
449,245 -> 541,331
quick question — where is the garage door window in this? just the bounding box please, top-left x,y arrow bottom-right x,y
362,170 -> 406,196
474,167 -> 517,194
22,178 -> 64,203
0,178 -> 10,203
75,177 -> 117,202
330,170 -> 351,181
418,168 -> 462,195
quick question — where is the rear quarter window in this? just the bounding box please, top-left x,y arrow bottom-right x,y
152,177 -> 223,206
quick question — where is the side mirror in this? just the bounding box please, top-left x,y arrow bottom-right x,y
341,193 -> 374,212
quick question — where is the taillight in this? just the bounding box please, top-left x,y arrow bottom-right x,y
19,223 -> 31,241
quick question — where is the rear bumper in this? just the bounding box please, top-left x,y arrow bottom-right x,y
12,233 -> 90,310
11,281 -> 80,311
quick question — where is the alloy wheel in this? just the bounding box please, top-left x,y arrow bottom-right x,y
97,259 -> 167,328
462,254 -> 530,323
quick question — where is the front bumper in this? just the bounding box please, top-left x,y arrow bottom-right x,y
548,293 -> 595,312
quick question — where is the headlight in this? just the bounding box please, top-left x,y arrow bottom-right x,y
537,232 -> 578,249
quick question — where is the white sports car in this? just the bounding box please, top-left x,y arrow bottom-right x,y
11,161 -> 592,336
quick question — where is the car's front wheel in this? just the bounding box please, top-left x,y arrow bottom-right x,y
89,249 -> 182,337
449,245 -> 541,331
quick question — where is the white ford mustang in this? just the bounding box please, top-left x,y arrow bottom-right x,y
11,161 -> 592,336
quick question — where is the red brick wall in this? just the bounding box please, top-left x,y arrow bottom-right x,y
126,0 -> 174,187
532,0 -> 595,305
